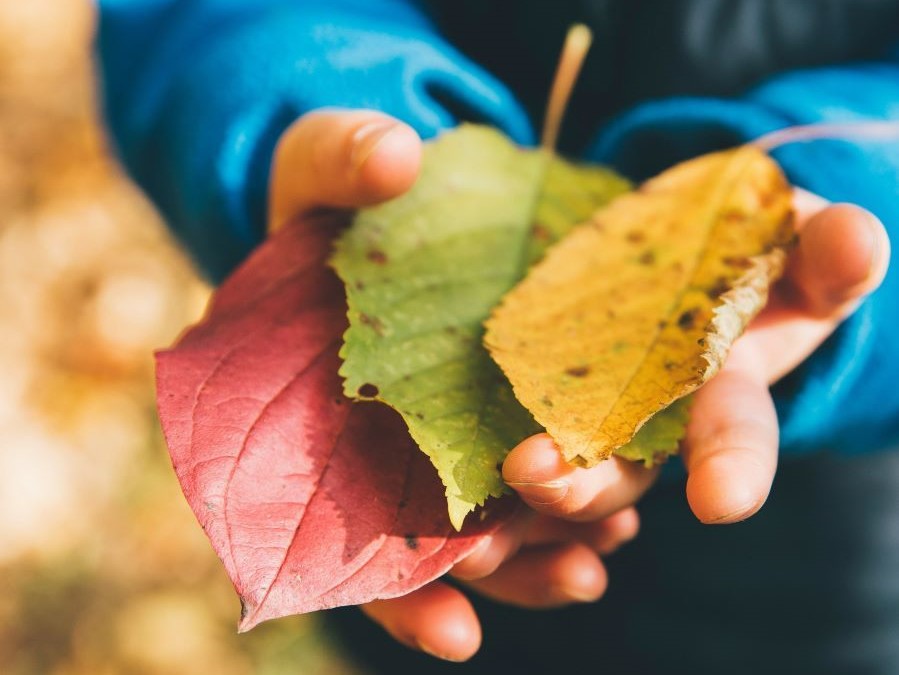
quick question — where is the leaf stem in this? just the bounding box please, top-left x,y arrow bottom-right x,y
752,120 -> 899,152
541,24 -> 593,152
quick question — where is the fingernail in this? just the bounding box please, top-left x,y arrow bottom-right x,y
827,209 -> 885,306
553,584 -> 602,603
351,121 -> 401,170
703,500 -> 760,525
416,639 -> 468,663
861,210 -> 885,283
505,479 -> 569,506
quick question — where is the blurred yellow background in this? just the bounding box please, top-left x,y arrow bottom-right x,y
0,2 -> 362,673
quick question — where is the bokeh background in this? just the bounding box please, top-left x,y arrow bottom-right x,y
0,2 -> 362,673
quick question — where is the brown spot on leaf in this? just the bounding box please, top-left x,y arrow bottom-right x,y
404,534 -> 419,550
532,224 -> 551,241
357,383 -> 379,398
760,189 -> 780,208
565,365 -> 591,378
367,249 -> 388,265
724,255 -> 753,270
626,230 -> 646,244
677,309 -> 700,330
359,313 -> 385,336
706,277 -> 730,298
541,395 -> 554,408
638,250 -> 656,265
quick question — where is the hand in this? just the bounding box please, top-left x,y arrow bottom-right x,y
372,190 -> 890,661
271,109 -> 891,661
504,189 -> 889,526
272,108 -> 638,662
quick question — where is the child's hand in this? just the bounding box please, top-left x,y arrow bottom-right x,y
432,189 -> 889,660
504,189 -> 890,526
270,109 -> 890,661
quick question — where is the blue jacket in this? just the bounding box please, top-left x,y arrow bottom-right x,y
96,0 -> 899,457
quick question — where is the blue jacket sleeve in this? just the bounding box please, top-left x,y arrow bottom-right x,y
96,0 -> 533,281
588,46 -> 899,457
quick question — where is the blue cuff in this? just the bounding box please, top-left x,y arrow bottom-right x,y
98,0 -> 534,282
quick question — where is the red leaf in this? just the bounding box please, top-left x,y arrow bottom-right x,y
156,214 -> 515,631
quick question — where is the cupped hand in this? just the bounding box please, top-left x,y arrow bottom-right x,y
270,109 -> 890,661
505,188 -> 889,528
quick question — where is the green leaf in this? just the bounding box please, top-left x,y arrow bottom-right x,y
332,125 -> 629,528
527,156 -> 636,265
614,397 -> 693,467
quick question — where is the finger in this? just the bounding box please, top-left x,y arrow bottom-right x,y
464,542 -> 607,608
783,202 -> 889,317
361,582 -> 480,662
269,109 -> 422,230
503,434 -> 659,522
523,507 -> 641,555
682,356 -> 779,524
748,201 -> 889,382
450,510 -> 534,581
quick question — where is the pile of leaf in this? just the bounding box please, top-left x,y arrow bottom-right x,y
156,125 -> 793,629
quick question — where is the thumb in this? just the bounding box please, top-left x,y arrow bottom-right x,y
268,109 -> 422,231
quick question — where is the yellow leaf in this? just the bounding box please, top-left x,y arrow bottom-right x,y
484,145 -> 794,467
